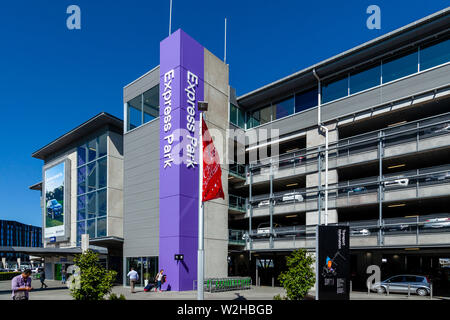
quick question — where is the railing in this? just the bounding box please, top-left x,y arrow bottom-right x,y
229,194 -> 246,212
248,165 -> 450,209
248,112 -> 450,174
229,164 -> 246,179
193,277 -> 252,292
229,229 -> 246,245
247,213 -> 450,246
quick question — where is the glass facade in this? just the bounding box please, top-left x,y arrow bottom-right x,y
229,103 -> 245,129
0,220 -> 42,264
295,88 -> 317,113
273,96 -> 295,120
126,85 -> 159,131
382,49 -> 418,84
76,132 -> 108,245
320,37 -> 449,104
125,256 -> 159,287
350,63 -> 381,94
420,38 -> 450,71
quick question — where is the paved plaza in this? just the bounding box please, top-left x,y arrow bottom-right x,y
1,280 -> 448,300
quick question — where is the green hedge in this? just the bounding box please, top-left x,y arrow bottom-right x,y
0,272 -> 21,281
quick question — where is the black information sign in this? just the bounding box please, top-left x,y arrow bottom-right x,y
317,225 -> 350,300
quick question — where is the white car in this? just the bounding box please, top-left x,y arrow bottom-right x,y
423,217 -> 450,228
282,192 -> 304,202
258,200 -> 270,207
351,228 -> 370,236
384,178 -> 409,187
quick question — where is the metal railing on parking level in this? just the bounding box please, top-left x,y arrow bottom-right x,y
229,194 -> 246,213
193,277 -> 252,292
247,213 -> 450,246
248,112 -> 450,173
248,164 -> 450,209
229,229 -> 246,245
229,164 -> 246,179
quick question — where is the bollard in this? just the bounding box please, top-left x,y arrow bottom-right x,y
367,282 -> 370,295
387,283 -> 390,295
350,280 -> 352,294
408,284 -> 411,298
272,277 -> 274,287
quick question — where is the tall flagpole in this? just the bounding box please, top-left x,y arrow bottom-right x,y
197,111 -> 204,300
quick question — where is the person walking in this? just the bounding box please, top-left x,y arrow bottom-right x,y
155,269 -> 164,292
61,267 -> 67,284
127,267 -> 139,293
39,268 -> 48,289
11,269 -> 33,300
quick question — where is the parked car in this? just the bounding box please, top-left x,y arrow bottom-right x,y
423,217 -> 450,229
350,228 -> 370,236
384,178 -> 409,187
385,224 -> 410,232
256,223 -> 280,237
257,199 -> 270,208
47,199 -> 63,216
371,275 -> 430,296
425,171 -> 450,182
345,186 -> 367,194
281,192 -> 304,203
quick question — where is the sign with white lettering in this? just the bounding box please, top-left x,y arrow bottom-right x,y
159,29 -> 205,291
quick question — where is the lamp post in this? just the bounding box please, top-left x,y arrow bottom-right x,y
197,101 -> 208,300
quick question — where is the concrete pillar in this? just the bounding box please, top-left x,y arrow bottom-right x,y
202,49 -> 229,279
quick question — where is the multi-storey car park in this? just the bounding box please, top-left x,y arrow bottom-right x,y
226,8 -> 450,290
30,8 -> 450,292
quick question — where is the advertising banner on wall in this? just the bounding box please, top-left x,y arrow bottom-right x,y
44,162 -> 65,238
317,225 -> 350,300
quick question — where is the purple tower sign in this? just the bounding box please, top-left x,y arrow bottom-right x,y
159,29 -> 204,291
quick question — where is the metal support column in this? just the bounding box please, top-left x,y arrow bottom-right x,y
317,147 -> 322,226
269,160 -> 274,249
249,165 -> 253,251
378,132 -> 384,246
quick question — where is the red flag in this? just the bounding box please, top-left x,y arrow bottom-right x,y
202,118 -> 224,202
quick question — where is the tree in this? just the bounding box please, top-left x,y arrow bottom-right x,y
70,250 -> 117,300
278,249 -> 315,300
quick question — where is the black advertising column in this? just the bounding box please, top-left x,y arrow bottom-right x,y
317,225 -> 350,300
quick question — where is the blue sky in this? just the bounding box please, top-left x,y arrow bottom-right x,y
0,0 -> 448,227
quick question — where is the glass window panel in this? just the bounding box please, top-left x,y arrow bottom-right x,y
420,38 -> 450,71
77,195 -> 86,220
349,64 -> 381,94
77,166 -> 86,195
98,189 -> 107,216
76,221 -> 85,245
295,88 -> 317,113
87,192 -> 96,219
87,162 -> 96,192
96,217 -> 107,238
98,133 -> 107,158
98,158 -> 107,189
88,139 -> 97,162
143,86 -> 159,124
273,96 -> 294,120
322,76 -> 348,103
230,104 -> 237,125
247,110 -> 260,128
77,146 -> 86,166
259,106 -> 272,124
382,50 -> 418,83
237,108 -> 245,128
127,95 -> 142,130
87,219 -> 95,239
